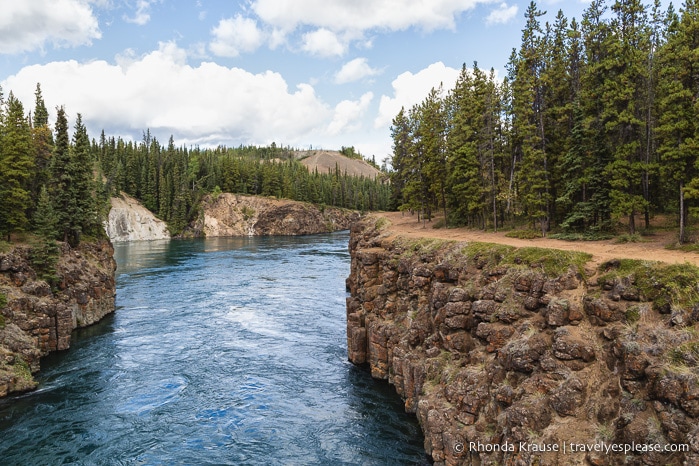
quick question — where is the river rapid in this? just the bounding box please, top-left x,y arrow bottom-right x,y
0,233 -> 427,465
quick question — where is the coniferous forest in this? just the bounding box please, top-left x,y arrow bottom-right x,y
0,84 -> 392,242
2,0 -> 699,245
389,0 -> 699,242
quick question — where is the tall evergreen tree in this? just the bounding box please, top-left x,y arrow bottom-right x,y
0,93 -> 34,240
603,0 -> 651,234
50,106 -> 74,243
511,1 -> 551,235
657,0 -> 699,243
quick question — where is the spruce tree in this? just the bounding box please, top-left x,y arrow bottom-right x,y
70,113 -> 98,243
0,93 -> 34,240
657,0 -> 699,243
511,2 -> 550,236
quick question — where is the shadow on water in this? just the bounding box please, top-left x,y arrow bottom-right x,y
344,364 -> 432,465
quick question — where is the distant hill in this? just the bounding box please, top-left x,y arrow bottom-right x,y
292,150 -> 382,179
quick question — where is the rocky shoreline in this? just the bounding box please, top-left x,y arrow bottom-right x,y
183,193 -> 360,237
0,240 -> 116,397
346,215 -> 699,465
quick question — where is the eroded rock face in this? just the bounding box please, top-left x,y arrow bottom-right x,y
346,217 -> 699,466
105,193 -> 170,242
184,193 -> 360,237
0,240 -> 116,397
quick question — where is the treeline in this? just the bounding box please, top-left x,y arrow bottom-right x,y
0,85 -> 106,247
391,0 -> 699,241
0,83 -> 391,243
96,136 -> 391,234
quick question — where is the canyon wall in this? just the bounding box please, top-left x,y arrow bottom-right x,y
0,240 -> 116,397
105,193 -> 171,242
346,216 -> 699,466
184,193 -> 360,237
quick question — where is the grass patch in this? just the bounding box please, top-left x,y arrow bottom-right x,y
432,218 -> 447,229
666,242 -> 699,253
505,229 -> 541,239
599,260 -> 699,312
463,242 -> 592,276
625,306 -> 641,324
374,216 -> 391,231
401,237 -> 452,256
549,231 -> 615,241
668,341 -> 699,367
240,205 -> 256,221
614,233 -> 644,244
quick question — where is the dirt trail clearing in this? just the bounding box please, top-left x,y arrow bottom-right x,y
378,211 -> 699,267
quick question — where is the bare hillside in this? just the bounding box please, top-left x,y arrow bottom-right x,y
293,150 -> 381,179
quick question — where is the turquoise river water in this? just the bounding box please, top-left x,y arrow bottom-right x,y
0,232 -> 427,465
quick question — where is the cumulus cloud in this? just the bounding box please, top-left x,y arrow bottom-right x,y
209,15 -> 265,57
0,0 -> 101,54
1,42 -> 333,146
301,29 -> 346,57
252,0 -> 492,33
485,3 -> 518,25
335,58 -> 380,84
375,62 -> 460,129
251,0 -> 497,56
327,92 -> 373,135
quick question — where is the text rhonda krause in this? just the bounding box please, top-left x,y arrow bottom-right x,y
463,441 -> 689,455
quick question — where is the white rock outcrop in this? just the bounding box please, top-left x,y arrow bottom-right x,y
105,193 -> 170,242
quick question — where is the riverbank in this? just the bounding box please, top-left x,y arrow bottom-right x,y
347,214 -> 699,465
0,240 -> 116,397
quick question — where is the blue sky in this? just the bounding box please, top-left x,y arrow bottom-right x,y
0,0 -> 595,162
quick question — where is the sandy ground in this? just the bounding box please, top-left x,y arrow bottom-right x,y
379,211 -> 699,267
294,150 -> 381,178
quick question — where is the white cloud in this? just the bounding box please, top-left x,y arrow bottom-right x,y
123,0 -> 155,26
209,15 -> 265,57
2,42 -> 332,147
485,3 -> 518,25
0,0 -> 101,54
375,62 -> 460,129
335,58 -> 380,84
252,0 -> 493,33
301,29 -> 346,57
252,0 -> 497,56
328,92 -> 373,135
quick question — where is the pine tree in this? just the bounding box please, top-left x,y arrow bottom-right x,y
579,0 -> 614,229
511,1 -> 550,236
28,184 -> 60,285
50,106 -> 72,243
33,185 -> 58,239
69,113 -> 98,244
604,0 -> 651,234
30,83 -> 54,209
389,107 -> 411,210
657,0 -> 699,243
0,93 -> 34,240
418,86 -> 448,223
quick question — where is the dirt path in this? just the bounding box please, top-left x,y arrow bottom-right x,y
378,211 -> 699,267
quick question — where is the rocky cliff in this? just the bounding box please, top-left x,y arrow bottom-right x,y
346,216 -> 699,466
0,240 -> 116,397
105,193 -> 170,242
184,193 -> 360,237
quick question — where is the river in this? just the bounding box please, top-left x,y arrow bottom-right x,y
0,233 -> 427,465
